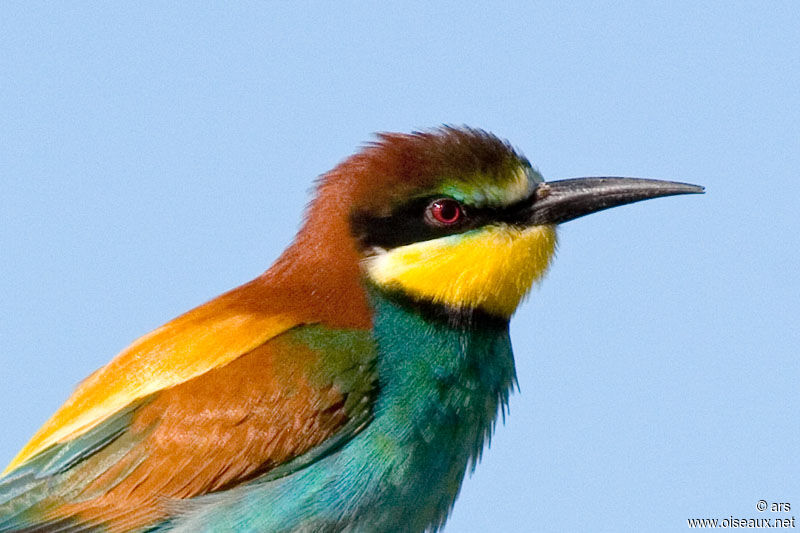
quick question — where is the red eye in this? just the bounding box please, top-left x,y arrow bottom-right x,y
426,199 -> 463,226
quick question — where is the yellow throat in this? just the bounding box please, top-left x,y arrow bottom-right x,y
364,223 -> 557,318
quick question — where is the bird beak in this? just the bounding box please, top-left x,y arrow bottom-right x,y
526,177 -> 705,226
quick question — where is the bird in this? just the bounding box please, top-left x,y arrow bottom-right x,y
0,127 -> 703,532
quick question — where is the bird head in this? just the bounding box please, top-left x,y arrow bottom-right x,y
278,127 -> 702,323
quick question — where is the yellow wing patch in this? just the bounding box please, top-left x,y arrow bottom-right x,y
5,292 -> 298,474
365,224 -> 557,318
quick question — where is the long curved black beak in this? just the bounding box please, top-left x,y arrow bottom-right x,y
527,177 -> 704,226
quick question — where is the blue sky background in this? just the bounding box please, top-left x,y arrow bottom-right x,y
1,3 -> 798,531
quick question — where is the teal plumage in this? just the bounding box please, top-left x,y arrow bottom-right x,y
0,290 -> 513,532
163,290 -> 514,532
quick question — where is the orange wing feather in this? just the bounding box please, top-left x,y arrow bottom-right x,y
48,333 -> 370,530
5,277 -> 299,474
6,162 -> 375,474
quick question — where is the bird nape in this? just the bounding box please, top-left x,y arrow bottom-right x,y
0,127 -> 703,532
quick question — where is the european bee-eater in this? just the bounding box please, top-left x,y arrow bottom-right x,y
0,127 -> 702,532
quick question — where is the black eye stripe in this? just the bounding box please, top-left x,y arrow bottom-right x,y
350,195 -> 533,250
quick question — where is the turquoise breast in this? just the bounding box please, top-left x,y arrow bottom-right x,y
168,289 -> 516,532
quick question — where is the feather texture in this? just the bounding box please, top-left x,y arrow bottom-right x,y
1,127 -> 550,532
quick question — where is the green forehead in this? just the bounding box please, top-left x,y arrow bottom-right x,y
436,166 -> 543,207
